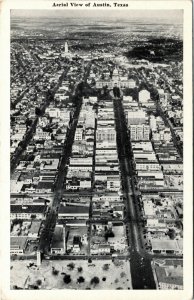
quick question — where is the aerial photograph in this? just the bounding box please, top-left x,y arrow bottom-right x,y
10,9 -> 183,290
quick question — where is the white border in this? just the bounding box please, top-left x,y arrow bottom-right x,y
0,1 -> 193,300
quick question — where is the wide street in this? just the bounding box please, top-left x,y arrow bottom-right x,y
38,63 -> 92,253
113,97 -> 156,289
38,95 -> 82,253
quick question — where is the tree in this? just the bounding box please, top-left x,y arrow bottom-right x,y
26,118 -> 33,127
113,86 -> 120,98
102,264 -> 109,271
56,128 -> 62,135
28,154 -> 35,161
52,268 -> 59,276
77,276 -> 85,284
120,272 -> 126,278
35,107 -> 42,116
167,229 -> 176,239
104,230 -> 115,241
90,276 -> 100,286
77,267 -> 83,273
63,274 -> 71,284
67,262 -> 75,270
36,279 -> 42,286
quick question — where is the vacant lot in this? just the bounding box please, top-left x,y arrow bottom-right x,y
10,259 -> 132,290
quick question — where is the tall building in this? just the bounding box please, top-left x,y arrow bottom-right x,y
37,250 -> 41,266
139,89 -> 150,103
130,124 -> 150,141
128,78 -> 136,89
65,41 -> 68,53
127,109 -> 147,125
96,126 -> 116,142
112,67 -> 119,82
150,115 -> 157,130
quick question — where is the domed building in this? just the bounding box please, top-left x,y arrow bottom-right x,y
112,67 -> 119,82
96,66 -> 136,89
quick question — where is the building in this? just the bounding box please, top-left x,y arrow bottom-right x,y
90,244 -> 111,255
50,225 -> 65,254
74,127 -> 83,141
127,109 -> 147,125
96,66 -> 136,89
128,78 -> 136,89
65,41 -> 68,53
66,225 -> 88,254
151,239 -> 183,255
153,259 -> 183,290
139,89 -> 150,103
10,236 -> 28,255
150,115 -> 157,130
96,126 -> 116,142
10,205 -> 47,220
58,204 -> 89,220
130,124 -> 150,141
36,182 -> 54,193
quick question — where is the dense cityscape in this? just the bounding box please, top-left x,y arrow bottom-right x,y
10,10 -> 183,290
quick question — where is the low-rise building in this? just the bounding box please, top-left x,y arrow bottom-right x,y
10,236 -> 28,255
50,225 -> 65,254
151,239 -> 183,255
153,259 -> 183,290
58,204 -> 89,220
10,205 -> 47,220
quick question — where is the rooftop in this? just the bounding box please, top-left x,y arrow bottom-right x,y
155,265 -> 183,287
51,225 -> 64,249
10,236 -> 28,249
59,204 -> 89,215
11,205 -> 47,214
151,239 -> 182,251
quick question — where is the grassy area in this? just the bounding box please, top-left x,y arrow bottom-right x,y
10,259 -> 132,290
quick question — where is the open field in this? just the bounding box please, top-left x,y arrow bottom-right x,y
10,259 -> 132,290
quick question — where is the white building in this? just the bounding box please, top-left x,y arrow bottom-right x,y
150,115 -> 157,131
127,109 -> 147,125
130,124 -> 150,141
139,89 -> 150,103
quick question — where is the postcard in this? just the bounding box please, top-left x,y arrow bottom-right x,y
0,0 -> 193,299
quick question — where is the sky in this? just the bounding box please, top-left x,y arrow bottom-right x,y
11,9 -> 183,24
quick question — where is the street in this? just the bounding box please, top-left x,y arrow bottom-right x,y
113,97 -> 156,289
